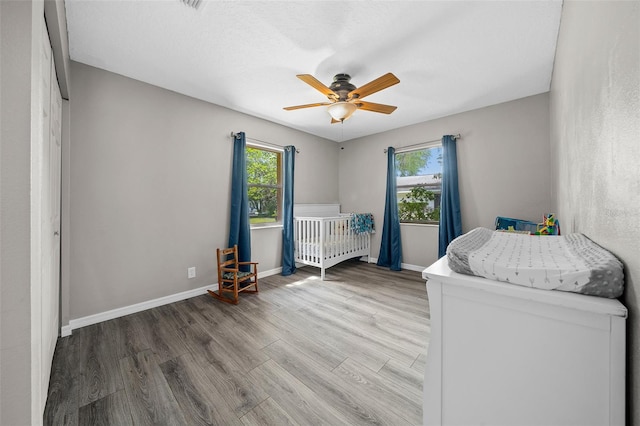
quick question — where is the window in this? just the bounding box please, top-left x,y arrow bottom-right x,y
247,146 -> 282,225
396,145 -> 443,224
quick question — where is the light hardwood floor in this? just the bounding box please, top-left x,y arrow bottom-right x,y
44,260 -> 430,425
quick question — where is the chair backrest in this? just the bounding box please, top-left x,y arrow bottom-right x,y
217,245 -> 238,280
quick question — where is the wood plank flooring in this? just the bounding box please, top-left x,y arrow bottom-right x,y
44,260 -> 430,425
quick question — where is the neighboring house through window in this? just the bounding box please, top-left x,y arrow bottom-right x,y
396,144 -> 443,224
247,145 -> 282,225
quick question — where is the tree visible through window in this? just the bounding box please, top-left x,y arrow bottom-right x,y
396,146 -> 443,224
247,146 -> 282,225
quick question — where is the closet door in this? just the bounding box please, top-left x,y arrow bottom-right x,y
36,19 -> 62,416
42,48 -> 62,397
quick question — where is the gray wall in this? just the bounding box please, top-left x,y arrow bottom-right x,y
67,61 -> 339,320
1,1 -> 41,423
550,1 -> 640,424
338,93 -> 552,268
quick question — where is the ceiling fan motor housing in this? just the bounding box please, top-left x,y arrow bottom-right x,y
330,74 -> 357,100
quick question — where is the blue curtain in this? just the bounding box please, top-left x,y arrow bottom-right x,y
438,135 -> 463,257
228,132 -> 251,271
281,146 -> 296,276
377,147 -> 402,271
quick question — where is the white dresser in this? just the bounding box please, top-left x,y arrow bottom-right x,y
422,257 -> 627,426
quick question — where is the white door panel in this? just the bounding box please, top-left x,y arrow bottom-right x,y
35,19 -> 62,417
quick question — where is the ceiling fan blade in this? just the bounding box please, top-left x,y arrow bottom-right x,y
283,102 -> 331,111
349,73 -> 400,100
356,101 -> 397,114
297,74 -> 337,98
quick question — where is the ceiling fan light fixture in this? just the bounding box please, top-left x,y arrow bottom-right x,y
327,101 -> 357,122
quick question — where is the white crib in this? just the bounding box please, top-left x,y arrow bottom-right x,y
294,204 -> 371,280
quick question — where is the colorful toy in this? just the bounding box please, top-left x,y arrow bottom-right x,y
535,214 -> 560,235
495,216 -> 537,234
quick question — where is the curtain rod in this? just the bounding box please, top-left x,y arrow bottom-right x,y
383,134 -> 461,153
230,132 -> 300,153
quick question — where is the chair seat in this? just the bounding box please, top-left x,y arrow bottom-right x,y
211,245 -> 259,305
222,271 -> 254,280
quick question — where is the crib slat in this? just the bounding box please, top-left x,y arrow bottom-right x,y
337,218 -> 342,256
329,219 -> 335,258
300,218 -> 305,262
308,219 -> 312,263
309,219 -> 313,263
341,219 -> 344,255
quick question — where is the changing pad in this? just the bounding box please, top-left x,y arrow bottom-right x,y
446,227 -> 624,298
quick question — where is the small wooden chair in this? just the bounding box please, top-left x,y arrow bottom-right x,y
208,245 -> 259,304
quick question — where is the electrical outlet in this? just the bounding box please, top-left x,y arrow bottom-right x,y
187,267 -> 196,279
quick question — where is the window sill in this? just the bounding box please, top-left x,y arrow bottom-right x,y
400,222 -> 439,228
250,223 -> 283,230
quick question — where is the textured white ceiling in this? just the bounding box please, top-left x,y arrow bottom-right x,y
65,0 -> 562,142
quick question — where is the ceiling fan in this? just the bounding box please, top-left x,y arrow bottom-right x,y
284,73 -> 400,123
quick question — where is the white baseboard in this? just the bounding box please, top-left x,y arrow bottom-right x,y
401,263 -> 427,272
259,266 -> 283,277
365,256 -> 425,272
61,266 -> 283,337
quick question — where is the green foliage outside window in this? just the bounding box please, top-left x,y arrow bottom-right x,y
395,150 -> 431,177
398,186 -> 440,223
247,147 -> 281,223
395,146 -> 442,224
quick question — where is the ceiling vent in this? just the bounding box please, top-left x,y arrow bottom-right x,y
179,0 -> 203,10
